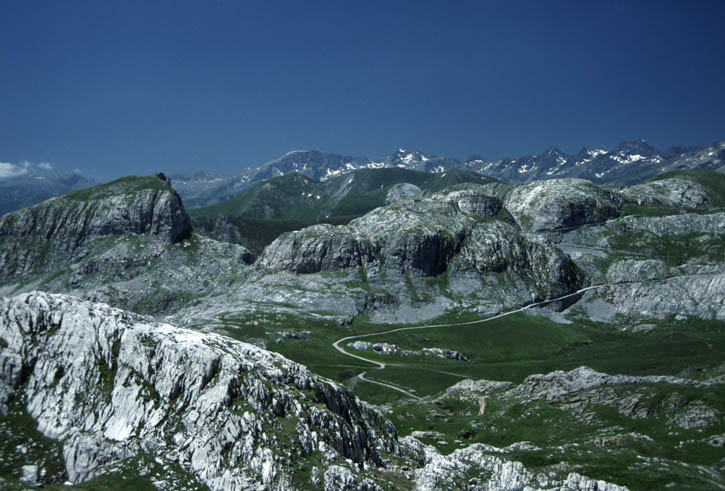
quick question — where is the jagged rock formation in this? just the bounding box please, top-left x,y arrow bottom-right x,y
1,165 -> 723,489
504,178 -> 622,232
260,190 -> 571,279
0,292 -> 397,489
512,366 -> 722,401
0,294 -> 645,490
424,366 -> 724,489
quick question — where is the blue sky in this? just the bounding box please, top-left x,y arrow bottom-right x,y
1,0 -> 724,180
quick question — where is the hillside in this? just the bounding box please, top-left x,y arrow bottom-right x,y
0,170 -> 724,488
190,168 -> 503,253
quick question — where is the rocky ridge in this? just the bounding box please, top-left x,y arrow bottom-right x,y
0,292 -> 397,489
253,184 -> 584,321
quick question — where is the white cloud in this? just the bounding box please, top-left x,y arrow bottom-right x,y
0,160 -> 56,179
0,162 -> 30,179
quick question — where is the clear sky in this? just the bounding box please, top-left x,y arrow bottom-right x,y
1,0 -> 724,180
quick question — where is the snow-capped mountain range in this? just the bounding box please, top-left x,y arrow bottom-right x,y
467,140 -> 725,185
171,140 -> 724,207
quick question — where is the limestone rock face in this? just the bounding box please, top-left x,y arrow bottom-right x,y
0,292 -> 397,489
256,224 -> 377,274
0,176 -> 192,280
450,220 -> 582,299
504,178 -> 622,232
257,192 -> 584,318
0,175 -> 190,249
259,198 -> 474,277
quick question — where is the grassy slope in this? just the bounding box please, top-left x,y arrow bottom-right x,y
62,175 -> 172,202
218,309 -> 725,490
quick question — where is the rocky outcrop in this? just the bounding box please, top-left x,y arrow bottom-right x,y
428,186 -> 504,218
0,175 -> 191,249
450,220 -> 583,299
0,292 -> 397,489
561,212 -> 725,249
620,176 -> 709,208
504,366 -> 724,430
511,366 -> 719,402
504,178 -> 622,232
606,211 -> 725,238
0,175 -> 192,280
578,272 -> 725,321
259,198 -> 474,277
402,437 -> 628,490
255,193 -> 584,319
260,194 -> 580,293
256,225 -> 377,274
605,259 -> 670,284
385,183 -> 421,203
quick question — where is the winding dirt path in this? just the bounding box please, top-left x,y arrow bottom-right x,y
332,283 -> 608,399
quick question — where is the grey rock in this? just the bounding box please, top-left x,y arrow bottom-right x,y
257,224 -> 377,274
668,400 -> 720,429
21,464 -> 39,484
504,178 -> 621,232
606,259 -> 670,284
420,348 -> 468,361
429,186 -> 503,218
450,220 -> 583,300
0,292 -> 398,489
512,366 -> 718,402
274,330 -> 310,343
258,197 -> 473,277
706,435 -> 725,448
0,175 -> 192,281
385,183 -> 422,203
562,212 -> 725,248
403,437 -> 628,490
442,378 -> 514,397
619,176 -> 709,208
323,464 -> 380,491
562,472 -> 629,491
256,192 -> 583,321
578,272 -> 725,321
348,341 -> 372,351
